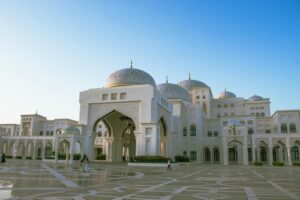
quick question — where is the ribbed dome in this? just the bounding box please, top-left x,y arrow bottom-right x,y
217,90 -> 236,99
248,95 -> 263,101
177,79 -> 209,91
105,67 -> 156,88
157,82 -> 190,102
63,126 -> 80,135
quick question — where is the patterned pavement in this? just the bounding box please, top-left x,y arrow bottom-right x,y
0,160 -> 300,200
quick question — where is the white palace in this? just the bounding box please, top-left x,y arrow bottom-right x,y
1,66 -> 300,165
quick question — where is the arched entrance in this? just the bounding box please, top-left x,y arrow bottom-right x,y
159,117 -> 167,157
92,110 -> 136,162
58,140 -> 70,161
228,140 -> 243,164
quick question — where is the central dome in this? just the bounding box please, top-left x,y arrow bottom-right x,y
178,79 -> 209,91
105,67 -> 156,88
157,82 -> 190,102
217,90 -> 236,99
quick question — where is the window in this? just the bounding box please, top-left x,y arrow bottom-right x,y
214,131 -> 218,137
224,104 -> 228,108
97,131 -> 102,137
40,131 -> 43,136
247,120 -> 253,125
256,113 -> 260,117
190,151 -> 197,161
46,131 -> 50,136
240,120 -> 245,125
281,124 -> 288,133
196,95 -> 200,100
213,148 -> 220,161
208,131 -> 212,137
260,107 -> 264,109
217,104 -> 221,108
224,113 -> 228,116
50,131 -> 54,136
291,146 -> 299,160
183,151 -> 187,158
120,92 -> 127,100
261,112 -> 265,117
265,129 -> 271,133
183,127 -> 187,136
217,114 -> 221,118
98,124 -> 102,128
223,121 -> 228,126
248,128 -> 254,135
102,94 -> 108,101
290,123 -> 296,133
111,93 -> 117,100
202,95 -> 206,99
204,148 -> 210,161
190,125 -> 196,136
231,113 -> 235,116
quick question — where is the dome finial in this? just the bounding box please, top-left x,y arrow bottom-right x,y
130,60 -> 133,69
166,76 -> 168,83
189,73 -> 191,80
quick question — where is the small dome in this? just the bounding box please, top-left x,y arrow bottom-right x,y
157,82 -> 190,102
217,90 -> 236,99
248,95 -> 263,101
178,79 -> 209,91
63,126 -> 80,135
105,67 -> 156,88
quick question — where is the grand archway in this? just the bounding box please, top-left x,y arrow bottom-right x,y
92,110 -> 136,162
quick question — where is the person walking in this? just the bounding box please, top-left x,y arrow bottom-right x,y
167,159 -> 172,171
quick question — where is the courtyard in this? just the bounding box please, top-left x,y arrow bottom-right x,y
0,160 -> 300,199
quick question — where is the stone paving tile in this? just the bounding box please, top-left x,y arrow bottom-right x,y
1,160 -> 300,199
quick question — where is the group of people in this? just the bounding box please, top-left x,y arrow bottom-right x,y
80,154 -> 90,173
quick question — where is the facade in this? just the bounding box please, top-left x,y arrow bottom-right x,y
0,66 -> 299,165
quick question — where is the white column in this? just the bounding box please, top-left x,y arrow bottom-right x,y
252,137 -> 256,163
69,135 -> 75,164
268,138 -> 273,165
223,146 -> 228,165
33,140 -> 37,160
135,132 -> 144,156
286,137 -> 292,166
55,138 -> 59,162
42,139 -> 46,159
243,136 -> 248,165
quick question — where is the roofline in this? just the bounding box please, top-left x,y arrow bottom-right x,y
0,124 -> 20,126
272,110 -> 300,117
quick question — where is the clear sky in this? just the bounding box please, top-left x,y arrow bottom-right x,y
0,0 -> 299,124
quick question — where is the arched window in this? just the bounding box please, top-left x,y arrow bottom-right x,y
248,128 -> 254,135
203,102 -> 207,114
97,131 -> 102,137
190,125 -> 196,136
204,148 -> 210,161
260,147 -> 267,161
281,124 -> 288,133
213,148 -> 220,161
291,146 -> 299,161
183,127 -> 187,136
290,124 -> 296,133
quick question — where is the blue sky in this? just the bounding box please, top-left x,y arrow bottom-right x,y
0,0 -> 299,123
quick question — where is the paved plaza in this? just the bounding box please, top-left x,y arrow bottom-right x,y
0,160 -> 300,200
